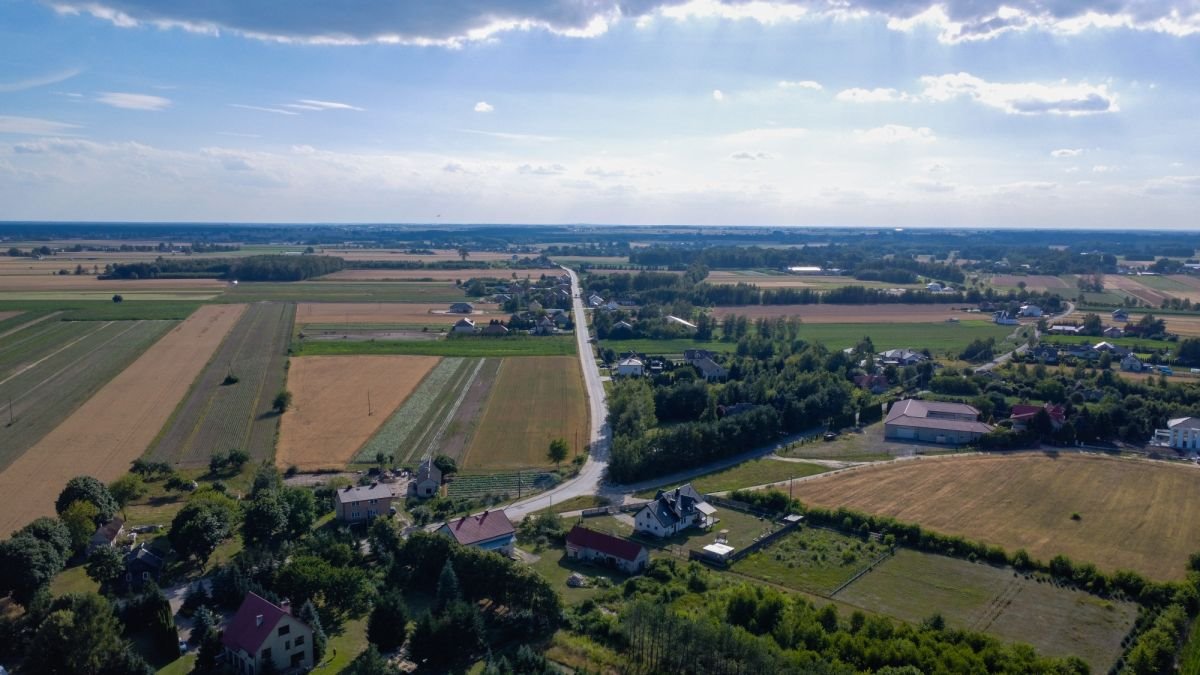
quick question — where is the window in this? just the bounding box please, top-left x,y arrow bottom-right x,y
142,571 -> 150,580
295,635 -> 305,646
278,624 -> 290,637
261,647 -> 272,662
285,640 -> 291,650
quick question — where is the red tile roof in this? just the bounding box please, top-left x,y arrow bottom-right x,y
1010,403 -> 1066,423
444,510 -> 515,545
221,592 -> 296,656
566,525 -> 645,562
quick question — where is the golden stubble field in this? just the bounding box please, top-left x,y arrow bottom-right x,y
295,302 -> 502,325
0,304 -> 246,535
277,355 -> 440,469
321,268 -> 548,282
792,452 -> 1200,580
712,303 -> 985,324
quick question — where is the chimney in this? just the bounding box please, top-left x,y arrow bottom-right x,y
674,488 -> 681,501
280,599 -> 292,615
255,614 -> 264,627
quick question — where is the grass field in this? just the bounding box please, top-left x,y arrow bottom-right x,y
838,549 -> 1137,672
711,303 -> 984,323
277,355 -> 440,469
0,300 -> 200,321
321,268 -> 547,282
633,458 -> 830,498
295,335 -> 576,357
0,304 -> 244,535
706,271 -> 922,290
146,303 -> 291,468
526,545 -> 627,605
793,453 -> 1200,580
222,281 -> 467,303
463,356 -> 588,470
0,318 -> 176,470
734,526 -> 887,593
603,338 -> 738,355
990,274 -> 1074,292
295,301 -> 502,325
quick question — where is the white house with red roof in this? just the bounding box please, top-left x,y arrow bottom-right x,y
222,592 -> 313,675
565,525 -> 648,574
437,510 -> 515,554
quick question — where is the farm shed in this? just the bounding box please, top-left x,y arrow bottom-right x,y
884,399 -> 993,445
565,525 -> 648,574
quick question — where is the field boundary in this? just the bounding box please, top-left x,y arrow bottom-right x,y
420,358 -> 486,461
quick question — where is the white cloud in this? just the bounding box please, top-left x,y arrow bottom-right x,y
719,127 -> 807,144
230,103 -> 299,115
517,163 -> 566,175
0,68 -> 83,93
457,128 -> 560,142
729,151 -> 773,160
1145,175 -> 1200,195
1051,148 -> 1083,158
712,89 -> 725,102
297,99 -> 363,111
474,101 -> 494,113
836,87 -> 910,103
96,92 -> 172,111
0,116 -> 82,135
855,125 -> 936,144
919,73 -> 1117,116
909,179 -> 956,193
778,80 -> 822,91
1092,164 -> 1118,173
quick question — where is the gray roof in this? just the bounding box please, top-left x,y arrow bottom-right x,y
1169,417 -> 1200,430
417,457 -> 442,484
335,483 -> 394,505
886,399 -> 992,434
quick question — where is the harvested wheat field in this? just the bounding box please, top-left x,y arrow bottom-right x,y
990,274 -> 1072,291
792,452 -> 1200,580
0,304 -> 245,535
296,302 -> 501,325
319,248 -> 518,262
277,355 -> 440,469
1104,276 -> 1170,306
322,268 -> 547,282
711,303 -> 983,323
1125,313 -> 1200,337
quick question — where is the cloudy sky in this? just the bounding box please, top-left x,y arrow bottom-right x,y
1,1 -> 1198,227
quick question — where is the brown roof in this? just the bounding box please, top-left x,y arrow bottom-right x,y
566,525 -> 646,562
222,592 -> 303,656
442,510 -> 515,545
886,399 -> 992,434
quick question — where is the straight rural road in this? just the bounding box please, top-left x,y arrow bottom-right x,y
505,266 -> 610,520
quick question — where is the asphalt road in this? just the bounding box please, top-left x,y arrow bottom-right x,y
977,301 -> 1074,372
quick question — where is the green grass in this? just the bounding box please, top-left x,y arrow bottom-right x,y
602,338 -> 738,355
295,335 -> 576,357
1179,613 -> 1200,674
524,544 -> 627,605
790,322 -> 1013,354
1131,275 -> 1193,292
157,654 -> 196,675
586,507 -> 779,553
530,494 -> 611,515
0,300 -> 199,321
634,458 -> 830,498
313,617 -> 368,672
0,310 -> 34,333
49,564 -> 100,596
357,357 -> 471,463
733,526 -> 886,593
1039,334 -> 1172,350
221,281 -> 466,303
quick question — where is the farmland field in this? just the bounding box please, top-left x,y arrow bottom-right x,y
0,300 -> 200,321
1136,312 -> 1200,337
838,550 -> 1137,672
603,339 -> 738,356
319,248 -> 519,262
295,302 -> 502,325
446,471 -> 558,499
1104,276 -> 1172,306
706,271 -> 921,290
357,357 -> 476,464
734,526 -> 888,594
463,356 -> 588,470
146,303 -> 293,468
711,303 -> 986,323
633,458 -> 830,497
0,311 -> 19,323
0,304 -> 244,535
792,453 -> 1200,580
222,281 -> 468,304
277,355 -> 441,469
295,335 -> 576,357
990,274 -> 1073,291
320,268 -> 548,282
0,319 -> 175,470
0,275 -> 228,293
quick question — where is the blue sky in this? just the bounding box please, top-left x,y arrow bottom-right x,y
1,0 -> 1198,227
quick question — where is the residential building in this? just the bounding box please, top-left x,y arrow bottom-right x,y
222,593 -> 314,675
993,311 -> 1020,326
665,315 -> 697,330
634,484 -> 716,538
1112,308 -> 1129,322
481,321 -> 509,336
1019,304 -> 1043,317
1047,325 -> 1082,335
853,373 -> 889,394
1027,345 -> 1059,364
1009,403 -> 1067,430
684,349 -> 715,364
694,357 -> 727,381
884,399 -> 993,444
925,282 -> 944,292
587,294 -> 604,308
438,510 -> 515,554
611,320 -> 634,333
878,348 -> 928,366
615,357 -> 644,377
408,457 -> 442,499
448,302 -> 475,314
88,516 -> 126,555
1121,354 -> 1144,372
122,545 -> 165,592
1103,325 -> 1125,338
565,525 -> 648,574
334,483 -> 396,523
452,317 -> 476,334
1154,417 -> 1200,451
533,316 -> 556,335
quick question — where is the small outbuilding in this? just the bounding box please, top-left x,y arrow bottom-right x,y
565,525 -> 649,574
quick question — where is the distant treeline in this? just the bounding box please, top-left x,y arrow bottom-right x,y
102,255 -> 344,281
628,245 -> 967,283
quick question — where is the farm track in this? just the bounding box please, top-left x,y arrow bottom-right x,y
426,357 -> 500,463
403,358 -> 482,463
0,320 -> 174,471
146,303 -> 293,467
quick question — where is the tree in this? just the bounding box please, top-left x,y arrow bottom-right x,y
366,590 -> 409,653
273,389 -> 292,414
86,546 -> 125,588
282,487 -> 318,537
433,454 -> 457,476
242,490 -> 290,549
298,599 -> 328,664
61,500 -> 101,551
108,474 -> 146,517
227,448 -> 251,470
458,247 -> 470,262
343,645 -> 399,675
111,294 -> 123,303
546,438 -> 569,467
24,593 -> 129,674
0,534 -> 67,606
194,624 -> 224,674
15,517 -> 73,561
169,493 -> 238,564
435,560 -> 461,612
56,475 -> 118,523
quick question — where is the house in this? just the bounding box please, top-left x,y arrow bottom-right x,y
665,315 -> 698,330
1009,403 -> 1067,430
88,516 -> 126,555
878,349 -> 928,366
1121,354 -> 1144,372
587,294 -> 604,308
694,357 -> 727,382
1048,325 -> 1082,335
448,302 -> 475,314
452,317 -> 476,334
528,300 -> 543,312
565,525 -> 648,574
1154,417 -> 1200,451
884,399 -> 993,444
552,312 -> 572,328
634,484 -> 716,538
615,356 -> 645,377
1103,325 -> 1125,338
611,320 -> 634,333
408,457 -> 442,499
222,593 -> 314,675
684,349 -> 716,364
925,282 -> 944,292
1027,345 -> 1059,364
481,321 -> 509,336
1093,342 -> 1131,357
533,316 -> 556,336
1065,345 -> 1099,361
123,544 -> 165,591
1112,308 -> 1130,322
853,373 -> 889,394
993,311 -> 1020,326
438,510 -> 515,554
602,301 -> 621,312
1019,304 -> 1043,317
334,483 -> 396,523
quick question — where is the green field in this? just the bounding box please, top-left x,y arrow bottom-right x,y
587,507 -> 778,553
0,300 -> 200,321
1039,334 -> 1170,350
295,335 -> 576,357
221,281 -> 466,303
356,357 -> 478,464
733,526 -> 887,593
836,549 -> 1137,672
526,545 -> 627,605
633,458 -> 829,498
604,338 -> 738,355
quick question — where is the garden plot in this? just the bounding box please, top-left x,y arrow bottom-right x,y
732,526 -> 888,594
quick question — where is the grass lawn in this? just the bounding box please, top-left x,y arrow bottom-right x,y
524,544 -> 627,605
604,338 -> 738,356
50,564 -> 100,596
530,494 -> 611,515
791,322 -> 1014,354
588,507 -> 781,553
295,335 -> 576,357
313,617 -> 368,672
733,526 -> 886,594
634,458 -> 830,498
837,549 -> 1137,673
157,653 -> 196,675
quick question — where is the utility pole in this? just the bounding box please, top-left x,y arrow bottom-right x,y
7,398 -> 12,426
367,389 -> 372,416
517,469 -> 522,498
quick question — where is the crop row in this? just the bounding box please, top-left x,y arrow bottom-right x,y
445,471 -> 557,499
355,357 -> 472,463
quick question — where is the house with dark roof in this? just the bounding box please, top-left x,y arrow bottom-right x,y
853,373 -> 889,394
222,593 -> 313,675
88,516 -> 126,555
449,302 -> 475,314
452,317 -> 477,334
694,357 -> 727,381
122,544 -> 165,591
334,483 -> 396,523
565,525 -> 648,574
408,457 -> 442,499
884,399 -> 993,445
634,484 -> 716,538
438,510 -> 515,554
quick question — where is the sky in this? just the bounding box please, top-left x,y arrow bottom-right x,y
0,1 -> 1198,228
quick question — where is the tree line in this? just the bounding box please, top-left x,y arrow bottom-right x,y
102,254 -> 345,281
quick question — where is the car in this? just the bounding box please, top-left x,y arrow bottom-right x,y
823,432 -> 837,442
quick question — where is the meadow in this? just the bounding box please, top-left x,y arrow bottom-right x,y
706,271 -> 922,290
633,458 -> 829,498
792,453 -> 1200,580
221,281 -> 467,303
294,301 -> 503,325
295,335 -> 577,357
710,303 -> 985,324
733,526 -> 888,594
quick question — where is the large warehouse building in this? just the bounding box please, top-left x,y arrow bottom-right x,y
884,399 -> 993,445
